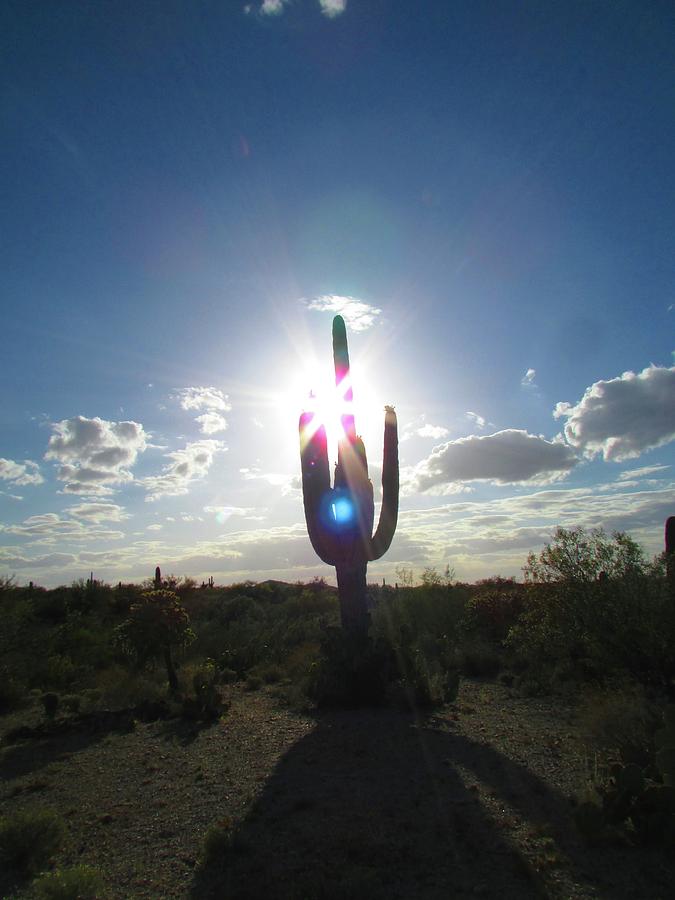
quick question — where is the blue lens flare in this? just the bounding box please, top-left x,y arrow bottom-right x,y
320,490 -> 356,532
331,496 -> 354,524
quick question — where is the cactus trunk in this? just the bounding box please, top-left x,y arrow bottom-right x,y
300,315 -> 399,635
336,562 -> 369,634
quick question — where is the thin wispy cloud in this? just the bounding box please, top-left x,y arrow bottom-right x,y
3,512 -> 125,543
554,365 -> 675,461
143,439 -> 226,502
0,458 -> 44,487
466,411 -> 486,430
65,502 -> 129,523
249,0 -> 346,17
617,464 -> 670,481
44,416 -> 148,495
305,295 -> 381,332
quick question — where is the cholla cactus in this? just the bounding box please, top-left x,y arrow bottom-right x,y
299,315 -> 399,633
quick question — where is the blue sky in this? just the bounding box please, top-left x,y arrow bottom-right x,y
2,0 -> 674,586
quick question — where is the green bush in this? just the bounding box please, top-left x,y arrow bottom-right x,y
507,527 -> 674,688
0,808 -> 65,877
33,865 -> 105,899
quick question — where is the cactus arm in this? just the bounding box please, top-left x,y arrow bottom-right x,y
368,406 -> 399,561
299,412 -> 337,565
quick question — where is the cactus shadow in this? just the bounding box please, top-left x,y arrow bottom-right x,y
191,705 -> 667,900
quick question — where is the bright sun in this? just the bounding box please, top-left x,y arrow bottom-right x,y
280,356 -> 386,468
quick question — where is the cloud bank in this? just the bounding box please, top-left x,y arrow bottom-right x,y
555,365 -> 675,461
411,429 -> 578,492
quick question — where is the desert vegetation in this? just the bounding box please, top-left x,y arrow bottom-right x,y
1,524 -> 675,897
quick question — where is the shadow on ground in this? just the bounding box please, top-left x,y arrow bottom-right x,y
190,707 -> 549,899
191,703 -> 675,900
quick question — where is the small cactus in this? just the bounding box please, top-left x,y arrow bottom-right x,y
300,315 -> 399,634
154,566 -> 162,590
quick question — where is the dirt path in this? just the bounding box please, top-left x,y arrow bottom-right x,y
2,680 -> 673,898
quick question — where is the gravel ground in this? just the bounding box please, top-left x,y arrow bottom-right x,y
1,679 -> 673,899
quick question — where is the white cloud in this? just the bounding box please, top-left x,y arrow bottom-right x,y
172,386 -> 231,434
204,505 -> 261,523
143,439 -> 226,501
417,424 -> 450,440
0,458 -> 44,486
45,416 -> 148,494
65,502 -> 128,523
239,467 -> 299,494
618,465 -> 670,481
410,429 -> 578,492
147,524 -> 163,532
554,365 -> 675,461
172,387 -> 231,413
521,368 -> 537,388
319,0 -> 346,16
195,412 -> 228,435
252,0 -> 346,17
305,295 -> 381,332
466,411 -> 486,430
4,512 -> 125,543
261,0 -> 286,13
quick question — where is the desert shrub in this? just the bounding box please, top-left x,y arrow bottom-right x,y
44,655 -> 77,690
281,641 -> 321,681
0,668 -> 26,713
369,584 -> 463,707
41,692 -> 59,720
95,665 -> 166,708
33,865 -> 105,900
181,659 -> 225,721
218,667 -> 238,684
0,808 -> 65,877
80,688 -> 102,709
308,629 -> 390,707
457,640 -> 502,677
462,581 -> 524,645
575,706 -> 675,847
577,683 -> 662,768
244,674 -> 263,692
200,821 -> 247,868
60,694 -> 81,714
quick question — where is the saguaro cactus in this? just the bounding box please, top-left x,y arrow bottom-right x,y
299,315 -> 399,634
666,516 -> 675,583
